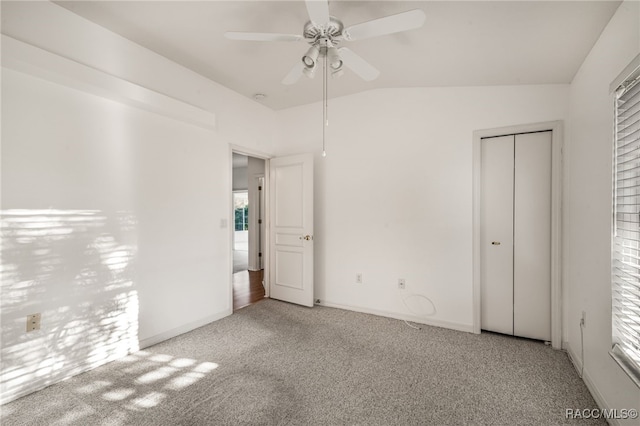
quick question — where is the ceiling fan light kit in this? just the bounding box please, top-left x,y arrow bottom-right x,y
224,0 -> 426,155
302,65 -> 317,79
302,45 -> 320,68
327,46 -> 342,70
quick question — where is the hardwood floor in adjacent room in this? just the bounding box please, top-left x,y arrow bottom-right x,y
233,269 -> 265,311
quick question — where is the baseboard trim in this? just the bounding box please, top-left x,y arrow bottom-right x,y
564,341 -> 620,426
317,300 -> 474,333
564,340 -> 583,372
139,308 -> 232,349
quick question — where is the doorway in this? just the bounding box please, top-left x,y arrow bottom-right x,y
232,152 -> 266,310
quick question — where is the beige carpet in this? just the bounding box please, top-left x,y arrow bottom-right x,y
2,299 -> 604,425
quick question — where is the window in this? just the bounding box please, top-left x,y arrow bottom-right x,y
234,191 -> 249,231
612,56 -> 640,388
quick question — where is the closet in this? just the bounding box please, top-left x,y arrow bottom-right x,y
480,131 -> 551,341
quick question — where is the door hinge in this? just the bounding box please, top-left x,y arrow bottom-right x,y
258,252 -> 262,257
258,219 -> 262,224
258,186 -> 262,191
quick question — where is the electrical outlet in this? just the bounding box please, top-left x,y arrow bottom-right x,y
398,279 -> 406,290
356,273 -> 363,284
581,311 -> 586,327
26,313 -> 41,332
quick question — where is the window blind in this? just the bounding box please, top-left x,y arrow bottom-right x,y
612,71 -> 640,388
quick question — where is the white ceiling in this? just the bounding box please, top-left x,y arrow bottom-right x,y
54,1 -> 621,110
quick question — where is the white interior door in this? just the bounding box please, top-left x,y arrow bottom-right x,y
481,135 -> 515,335
514,131 -> 552,341
269,153 -> 314,307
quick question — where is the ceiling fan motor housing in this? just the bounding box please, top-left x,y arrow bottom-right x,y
303,16 -> 344,47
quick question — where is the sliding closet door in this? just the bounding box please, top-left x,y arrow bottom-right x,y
480,135 -> 514,335
513,132 -> 552,341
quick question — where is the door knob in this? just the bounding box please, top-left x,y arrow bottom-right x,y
491,241 -> 501,245
300,235 -> 313,241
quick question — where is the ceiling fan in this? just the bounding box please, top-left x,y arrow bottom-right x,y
224,0 -> 426,85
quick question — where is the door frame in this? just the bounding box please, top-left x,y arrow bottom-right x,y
229,145 -> 272,306
472,121 -> 563,349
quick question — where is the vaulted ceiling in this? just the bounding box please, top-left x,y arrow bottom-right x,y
54,1 -> 621,110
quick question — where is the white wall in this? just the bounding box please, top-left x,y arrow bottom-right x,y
564,0 -> 640,421
0,2 -> 275,403
276,85 -> 569,330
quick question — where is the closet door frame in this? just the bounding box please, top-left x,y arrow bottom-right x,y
472,121 -> 563,349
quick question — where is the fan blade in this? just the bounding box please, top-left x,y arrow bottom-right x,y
342,9 -> 426,41
338,48 -> 380,81
282,62 -> 304,85
224,32 -> 302,42
305,0 -> 330,26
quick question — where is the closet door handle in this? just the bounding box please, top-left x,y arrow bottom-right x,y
491,241 -> 501,245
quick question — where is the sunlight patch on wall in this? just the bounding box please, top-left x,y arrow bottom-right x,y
0,209 -> 139,404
